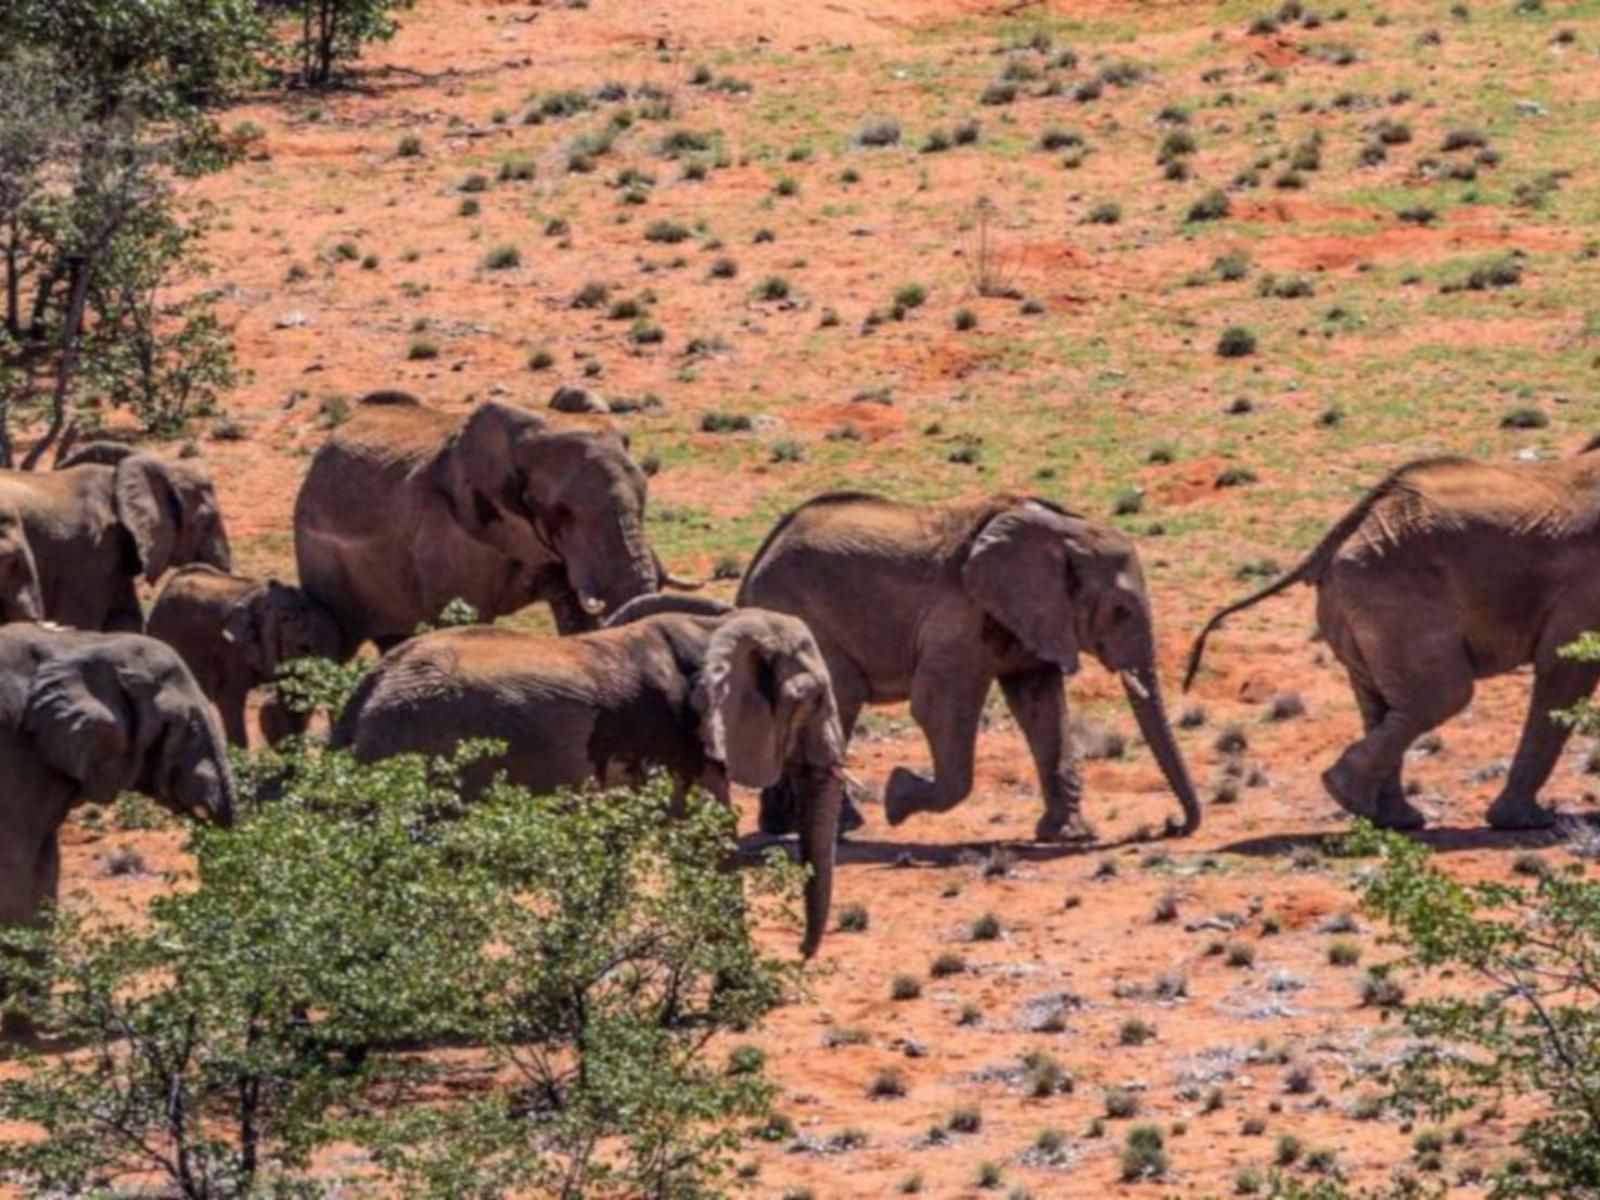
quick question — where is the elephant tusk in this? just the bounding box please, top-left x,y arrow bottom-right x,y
660,571 -> 705,592
1120,669 -> 1150,701
579,593 -> 607,616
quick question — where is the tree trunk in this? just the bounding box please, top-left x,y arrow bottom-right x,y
21,255 -> 90,472
4,215 -> 19,338
302,1 -> 315,86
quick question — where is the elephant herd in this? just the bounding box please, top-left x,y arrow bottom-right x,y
2,388 -> 1597,976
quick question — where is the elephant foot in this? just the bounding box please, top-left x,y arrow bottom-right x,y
1322,761 -> 1379,821
884,768 -> 936,826
1486,794 -> 1557,832
1374,792 -> 1428,832
1036,811 -> 1096,844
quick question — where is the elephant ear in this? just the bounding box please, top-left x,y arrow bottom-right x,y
962,505 -> 1082,674
222,590 -> 269,675
696,615 -> 807,790
432,402 -> 548,549
114,454 -> 182,584
22,653 -> 140,804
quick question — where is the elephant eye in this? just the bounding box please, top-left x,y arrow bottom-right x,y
1110,603 -> 1134,626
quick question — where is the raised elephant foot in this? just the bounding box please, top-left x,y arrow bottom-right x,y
1035,811 -> 1096,843
884,767 -> 964,826
1486,794 -> 1557,832
1321,761 -> 1379,822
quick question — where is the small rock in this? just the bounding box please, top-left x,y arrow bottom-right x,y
549,385 -> 608,414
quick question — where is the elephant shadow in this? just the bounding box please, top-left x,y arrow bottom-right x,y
1219,813 -> 1600,859
735,830 -> 1148,871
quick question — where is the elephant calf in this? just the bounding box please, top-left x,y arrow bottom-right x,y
332,602 -> 847,956
739,492 -> 1202,842
147,566 -> 343,748
1188,450 -> 1600,831
0,625 -> 235,1032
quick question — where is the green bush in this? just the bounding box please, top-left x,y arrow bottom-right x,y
1349,818 -> 1600,1199
0,751 -> 799,1199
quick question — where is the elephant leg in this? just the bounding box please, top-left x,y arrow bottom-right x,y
104,577 -> 145,634
217,681 -> 251,750
1350,679 -> 1424,831
998,665 -> 1091,842
884,664 -> 989,825
1487,655 -> 1600,830
0,835 -> 48,1039
259,693 -> 311,746
1323,637 -> 1472,822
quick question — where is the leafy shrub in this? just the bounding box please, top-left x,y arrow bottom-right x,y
482,244 -> 521,271
700,411 -> 753,434
856,117 -> 903,146
1121,1124 -> 1168,1181
0,757 -> 796,1199
644,219 -> 692,244
1187,189 -> 1231,222
1349,821 -> 1600,1197
1216,326 -> 1257,357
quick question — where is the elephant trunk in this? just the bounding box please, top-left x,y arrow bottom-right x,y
1122,665 -> 1201,836
199,518 -> 233,574
2,564 -> 43,623
796,767 -> 842,957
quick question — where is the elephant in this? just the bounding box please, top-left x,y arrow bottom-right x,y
0,443 -> 231,631
147,565 -> 343,748
0,501 -> 44,624
738,492 -> 1202,842
294,392 -> 685,657
0,624 -> 235,1032
331,602 -> 847,956
1186,450 -> 1600,832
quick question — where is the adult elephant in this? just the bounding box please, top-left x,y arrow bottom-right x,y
0,444 -> 231,631
739,492 -> 1201,842
1,625 -> 235,1032
1187,451 -> 1600,831
294,392 -> 676,657
332,602 -> 846,956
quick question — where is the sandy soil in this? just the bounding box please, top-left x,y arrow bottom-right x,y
10,0 -> 1600,1194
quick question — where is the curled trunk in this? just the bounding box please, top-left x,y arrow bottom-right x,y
1122,665 -> 1201,836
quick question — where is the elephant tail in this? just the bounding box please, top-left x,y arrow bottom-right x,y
1182,477 -> 1402,691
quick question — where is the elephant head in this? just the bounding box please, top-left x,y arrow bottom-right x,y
962,500 -> 1201,835
21,633 -> 235,827
223,580 -> 343,679
696,610 -> 845,956
0,503 -> 43,624
112,454 -> 233,585
432,401 -> 659,625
